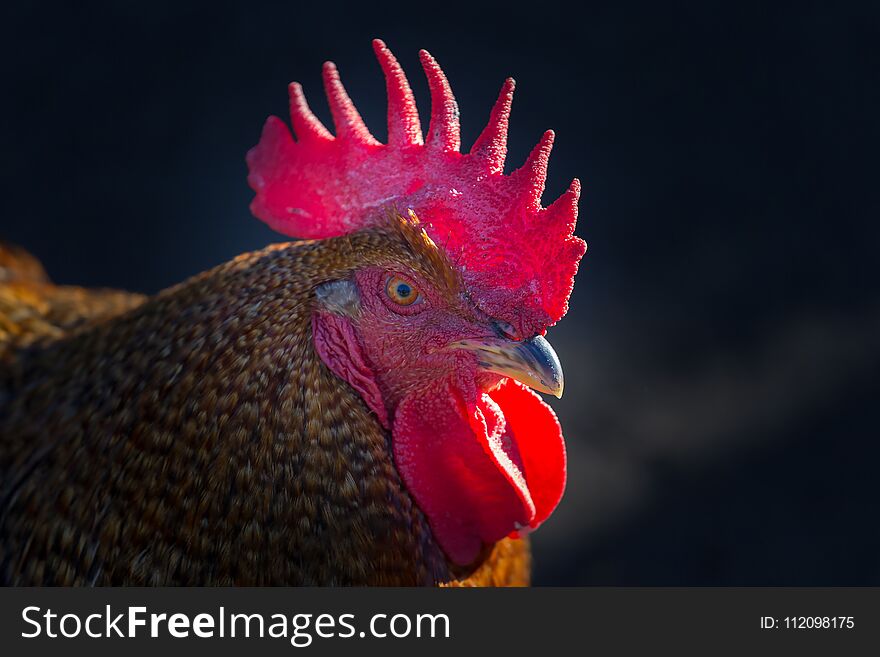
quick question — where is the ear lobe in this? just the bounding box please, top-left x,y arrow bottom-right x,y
315,279 -> 361,317
312,311 -> 389,428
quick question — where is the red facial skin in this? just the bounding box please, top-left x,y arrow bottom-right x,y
314,265 -> 566,566
346,268 -> 494,409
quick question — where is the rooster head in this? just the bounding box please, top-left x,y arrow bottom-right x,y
247,40 -> 586,566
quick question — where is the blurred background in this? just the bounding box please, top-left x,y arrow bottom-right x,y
1,0 -> 878,584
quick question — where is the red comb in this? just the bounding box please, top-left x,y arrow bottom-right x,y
247,39 -> 586,332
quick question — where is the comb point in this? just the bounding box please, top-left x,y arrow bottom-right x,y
546,178 -> 582,232
513,129 -> 555,207
419,49 -> 461,152
471,77 -> 516,172
321,61 -> 378,145
372,39 -> 423,147
287,81 -> 332,142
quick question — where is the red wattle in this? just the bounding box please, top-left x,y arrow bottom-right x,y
488,379 -> 567,529
392,378 -> 566,565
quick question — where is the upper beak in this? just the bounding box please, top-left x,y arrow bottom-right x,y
448,334 -> 565,399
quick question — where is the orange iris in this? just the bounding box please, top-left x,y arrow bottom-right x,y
385,276 -> 420,306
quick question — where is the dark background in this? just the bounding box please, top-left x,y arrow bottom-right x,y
1,0 -> 878,585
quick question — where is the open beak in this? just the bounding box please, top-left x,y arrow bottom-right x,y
449,334 -> 565,399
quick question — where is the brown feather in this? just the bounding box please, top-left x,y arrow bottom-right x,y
0,223 -> 529,586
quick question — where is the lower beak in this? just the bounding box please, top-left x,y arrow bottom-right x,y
449,334 -> 565,399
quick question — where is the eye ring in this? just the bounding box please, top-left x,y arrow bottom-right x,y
385,275 -> 421,307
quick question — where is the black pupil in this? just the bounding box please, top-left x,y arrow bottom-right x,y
396,283 -> 411,298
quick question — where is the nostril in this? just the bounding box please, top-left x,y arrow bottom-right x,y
493,319 -> 520,341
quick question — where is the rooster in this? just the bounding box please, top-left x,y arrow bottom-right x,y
0,40 -> 586,585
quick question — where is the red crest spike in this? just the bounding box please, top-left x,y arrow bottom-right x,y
246,39 -> 587,335
513,129 -> 555,211
321,62 -> 378,145
287,82 -> 332,142
470,77 -> 515,173
419,49 -> 461,152
373,39 -> 422,147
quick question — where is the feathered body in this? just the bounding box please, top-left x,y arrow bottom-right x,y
0,224 -> 527,585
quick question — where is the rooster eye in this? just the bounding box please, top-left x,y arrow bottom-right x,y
385,275 -> 421,306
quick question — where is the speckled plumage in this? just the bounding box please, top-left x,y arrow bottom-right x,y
0,226 -> 529,586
